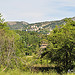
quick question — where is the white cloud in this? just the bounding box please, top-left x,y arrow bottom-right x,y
0,0 -> 75,23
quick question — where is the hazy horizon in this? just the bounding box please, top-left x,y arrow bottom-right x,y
0,0 -> 75,23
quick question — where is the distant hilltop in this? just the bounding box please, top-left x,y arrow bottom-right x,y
7,17 -> 75,34
7,21 -> 28,25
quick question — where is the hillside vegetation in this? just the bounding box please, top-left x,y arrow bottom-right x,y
7,17 -> 75,34
0,14 -> 75,75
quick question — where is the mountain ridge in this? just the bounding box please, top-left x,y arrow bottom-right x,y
7,17 -> 75,34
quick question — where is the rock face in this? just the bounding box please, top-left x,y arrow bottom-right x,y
7,21 -> 29,25
7,21 -> 29,30
7,21 -> 17,25
72,17 -> 75,21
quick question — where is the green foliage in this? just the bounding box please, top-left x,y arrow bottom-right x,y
15,30 -> 41,56
41,19 -> 75,72
0,14 -> 21,70
1,14 -> 75,73
0,69 -> 75,75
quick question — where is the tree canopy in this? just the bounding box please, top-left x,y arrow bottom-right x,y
41,19 -> 75,72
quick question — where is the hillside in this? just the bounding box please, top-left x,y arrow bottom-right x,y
7,21 -> 29,30
7,17 -> 75,34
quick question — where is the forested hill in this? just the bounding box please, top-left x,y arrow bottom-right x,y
7,17 -> 75,34
0,13 -> 75,73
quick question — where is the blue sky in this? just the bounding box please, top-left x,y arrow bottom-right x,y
0,0 -> 75,23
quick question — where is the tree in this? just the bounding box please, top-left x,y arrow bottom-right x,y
41,19 -> 75,72
0,14 -> 21,70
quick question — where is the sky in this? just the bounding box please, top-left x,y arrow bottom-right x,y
0,0 -> 75,23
